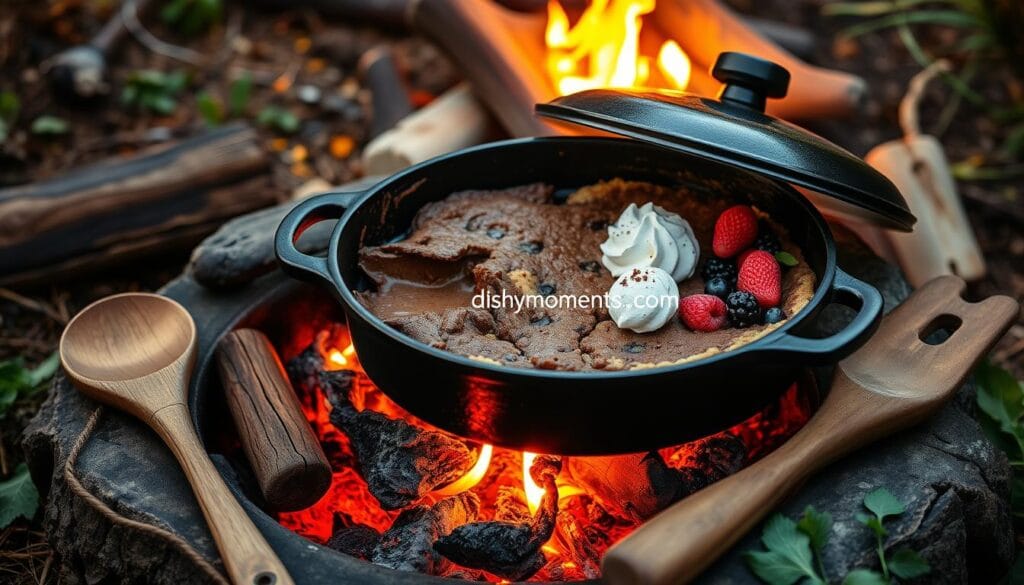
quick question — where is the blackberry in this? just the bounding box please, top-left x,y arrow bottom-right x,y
764,307 -> 786,324
701,257 -> 737,286
754,224 -> 781,255
704,276 -> 731,300
726,291 -> 762,328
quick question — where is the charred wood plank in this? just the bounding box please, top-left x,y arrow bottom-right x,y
371,492 -> 480,575
327,513 -> 381,560
322,370 -> 473,510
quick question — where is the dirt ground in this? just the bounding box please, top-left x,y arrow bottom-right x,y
0,1 -> 1021,583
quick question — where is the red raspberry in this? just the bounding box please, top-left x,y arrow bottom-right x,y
678,294 -> 728,332
712,205 -> 758,258
737,250 -> 782,308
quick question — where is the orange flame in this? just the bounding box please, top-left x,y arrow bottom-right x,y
522,452 -> 546,514
433,444 -> 494,496
545,0 -> 691,94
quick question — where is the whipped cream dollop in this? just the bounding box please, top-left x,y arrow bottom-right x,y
607,267 -> 680,333
600,203 -> 700,282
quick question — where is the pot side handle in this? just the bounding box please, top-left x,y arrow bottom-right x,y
274,191 -> 363,285
762,267 -> 884,364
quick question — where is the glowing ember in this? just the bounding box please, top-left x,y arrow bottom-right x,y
434,444 -> 494,496
523,452 -> 547,514
325,343 -> 357,369
545,0 -> 692,95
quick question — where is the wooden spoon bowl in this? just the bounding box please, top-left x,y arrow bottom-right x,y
60,293 -> 293,585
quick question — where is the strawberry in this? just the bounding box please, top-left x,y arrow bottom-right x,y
679,294 -> 728,332
737,250 -> 782,308
712,205 -> 758,258
736,248 -> 756,268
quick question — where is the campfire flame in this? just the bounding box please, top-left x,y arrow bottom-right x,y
522,452 -> 546,514
434,444 -> 494,496
326,343 -> 357,369
545,0 -> 691,95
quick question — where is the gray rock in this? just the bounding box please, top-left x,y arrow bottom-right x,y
188,176 -> 380,289
23,225 -> 1013,585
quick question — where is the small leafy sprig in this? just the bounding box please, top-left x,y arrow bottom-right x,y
0,352 -> 59,418
745,488 -> 930,585
0,464 -> 39,529
121,70 -> 188,115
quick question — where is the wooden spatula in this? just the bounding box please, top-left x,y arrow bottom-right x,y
602,275 -> 1019,585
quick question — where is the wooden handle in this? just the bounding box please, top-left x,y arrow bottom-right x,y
602,276 -> 1019,585
151,404 -> 295,585
216,329 -> 332,511
0,124 -> 271,287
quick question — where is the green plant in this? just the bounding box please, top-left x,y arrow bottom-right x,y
195,73 -> 253,127
161,0 -> 223,36
121,69 -> 188,115
30,115 -> 69,136
257,105 -> 300,135
0,90 -> 20,142
824,0 -> 1024,160
0,352 -> 59,418
745,490 -> 929,584
0,464 -> 39,529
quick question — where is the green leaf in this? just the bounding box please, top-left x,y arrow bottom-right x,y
196,92 -> 223,126
775,251 -> 799,267
842,569 -> 890,585
863,488 -> 905,521
888,548 -> 930,579
30,115 -> 69,136
0,352 -> 59,416
228,72 -> 252,117
0,463 -> 39,528
841,10 -> 981,38
797,506 -> 833,554
744,514 -> 823,585
258,106 -> 300,134
975,360 -> 1024,456
0,90 -> 20,123
27,352 -> 59,388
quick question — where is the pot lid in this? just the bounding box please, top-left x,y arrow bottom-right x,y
535,52 -> 915,231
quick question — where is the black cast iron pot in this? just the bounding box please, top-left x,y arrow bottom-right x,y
275,136 -> 884,455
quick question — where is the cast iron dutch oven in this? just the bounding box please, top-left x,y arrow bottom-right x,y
275,53 -> 915,455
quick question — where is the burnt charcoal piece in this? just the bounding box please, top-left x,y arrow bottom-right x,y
683,433 -> 747,479
494,486 -> 531,523
372,492 -> 480,575
326,524 -> 380,560
323,372 -> 474,509
554,510 -> 601,579
566,451 -> 688,522
434,457 -> 561,580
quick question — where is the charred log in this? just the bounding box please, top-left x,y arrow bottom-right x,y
322,370 -> 473,510
553,510 -> 601,579
434,457 -> 560,580
371,492 -> 480,575
326,524 -> 380,560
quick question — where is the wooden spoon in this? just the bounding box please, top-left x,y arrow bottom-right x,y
603,275 -> 1020,585
59,293 -> 294,585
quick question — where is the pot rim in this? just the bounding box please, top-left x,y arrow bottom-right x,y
325,136 -> 838,380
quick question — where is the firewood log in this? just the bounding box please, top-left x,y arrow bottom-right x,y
0,124 -> 272,287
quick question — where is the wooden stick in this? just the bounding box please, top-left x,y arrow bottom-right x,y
651,0 -> 866,120
360,46 -> 415,139
216,329 -> 332,512
409,0 -> 569,137
0,124 -> 272,287
362,83 -> 494,175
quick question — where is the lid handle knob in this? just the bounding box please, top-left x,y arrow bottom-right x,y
712,52 -> 790,112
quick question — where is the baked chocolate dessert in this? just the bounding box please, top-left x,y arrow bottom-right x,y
357,179 -> 816,371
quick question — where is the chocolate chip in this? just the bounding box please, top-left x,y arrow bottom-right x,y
579,260 -> 603,274
623,342 -> 646,354
486,227 -> 506,239
531,315 -> 552,326
519,241 -> 543,254
465,214 -> 486,231
588,219 -> 608,231
538,283 -> 556,296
